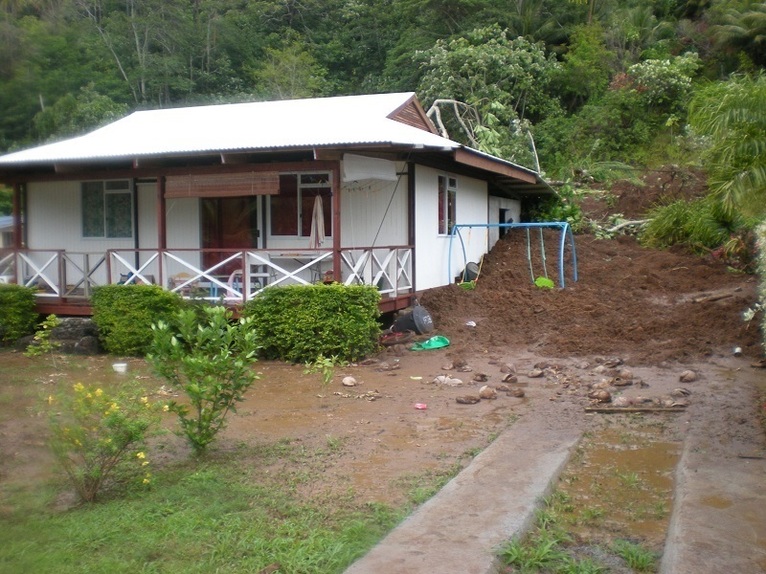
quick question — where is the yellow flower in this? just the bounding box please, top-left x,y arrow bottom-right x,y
140,396 -> 149,404
142,478 -> 151,485
141,461 -> 149,466
136,451 -> 146,459
162,404 -> 170,412
94,388 -> 103,397
73,383 -> 85,392
47,395 -> 54,405
86,393 -> 92,399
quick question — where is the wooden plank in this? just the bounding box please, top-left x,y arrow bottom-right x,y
585,406 -> 687,414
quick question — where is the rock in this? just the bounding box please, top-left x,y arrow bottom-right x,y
456,395 -> 480,404
611,377 -> 632,387
679,370 -> 698,383
432,375 -> 463,386
508,388 -> 525,398
527,368 -> 545,378
617,368 -> 634,380
593,365 -> 608,374
479,385 -> 497,400
472,372 -> 489,383
441,362 -> 454,370
670,387 -> 692,397
499,363 -> 517,374
21,317 -> 102,355
501,373 -> 518,384
456,365 -> 473,372
612,396 -> 632,407
73,336 -> 100,355
587,389 -> 612,403
342,376 -> 357,387
603,357 -> 623,368
377,361 -> 400,372
591,378 -> 612,390
390,344 -> 408,356
51,317 -> 98,341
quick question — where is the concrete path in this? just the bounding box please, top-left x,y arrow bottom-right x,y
344,416 -> 581,574
346,360 -> 766,574
660,443 -> 766,573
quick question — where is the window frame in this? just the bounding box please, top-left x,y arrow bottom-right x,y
437,174 -> 457,236
269,172 -> 332,239
81,180 -> 133,239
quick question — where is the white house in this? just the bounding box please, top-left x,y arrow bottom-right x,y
0,92 -> 552,315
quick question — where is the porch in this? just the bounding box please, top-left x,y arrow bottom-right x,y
0,245 -> 414,316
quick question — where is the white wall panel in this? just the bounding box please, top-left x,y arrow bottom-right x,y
413,166 -> 489,291
340,167 -> 408,248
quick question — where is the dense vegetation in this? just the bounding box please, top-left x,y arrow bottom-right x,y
0,0 -> 764,259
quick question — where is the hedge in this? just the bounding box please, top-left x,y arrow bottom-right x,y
243,284 -> 380,363
0,284 -> 38,344
91,285 -> 184,356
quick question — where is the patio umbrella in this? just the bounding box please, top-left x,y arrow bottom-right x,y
308,194 -> 325,248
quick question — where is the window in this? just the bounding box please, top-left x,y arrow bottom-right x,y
82,180 -> 133,238
270,173 -> 332,237
438,175 -> 457,235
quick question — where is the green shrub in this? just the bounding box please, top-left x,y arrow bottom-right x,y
641,195 -> 745,252
91,285 -> 183,356
148,306 -> 259,455
48,381 -> 162,502
243,284 -> 381,363
0,284 -> 38,344
24,314 -> 62,366
524,182 -> 585,232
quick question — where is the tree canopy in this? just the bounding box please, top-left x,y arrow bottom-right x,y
0,0 -> 762,184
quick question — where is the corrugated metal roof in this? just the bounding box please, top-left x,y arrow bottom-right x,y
0,92 -> 459,165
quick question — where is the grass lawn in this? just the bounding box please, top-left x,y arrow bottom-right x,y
0,350 -> 453,574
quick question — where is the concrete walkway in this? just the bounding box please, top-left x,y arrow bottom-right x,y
345,362 -> 766,574
660,441 -> 766,573
344,416 -> 581,574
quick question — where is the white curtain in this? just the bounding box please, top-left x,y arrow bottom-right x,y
308,195 -> 325,248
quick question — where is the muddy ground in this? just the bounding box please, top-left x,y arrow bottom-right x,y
1,167 -> 765,564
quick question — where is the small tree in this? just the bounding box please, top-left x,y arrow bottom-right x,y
25,314 -> 62,367
49,382 -> 161,503
148,306 -> 259,455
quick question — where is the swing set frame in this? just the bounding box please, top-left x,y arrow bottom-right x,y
447,222 -> 579,288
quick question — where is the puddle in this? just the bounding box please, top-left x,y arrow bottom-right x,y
555,428 -> 681,548
700,494 -> 733,509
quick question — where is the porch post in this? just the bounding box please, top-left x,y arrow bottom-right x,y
407,162 -> 416,296
157,176 -> 167,286
12,182 -> 23,250
331,162 -> 341,281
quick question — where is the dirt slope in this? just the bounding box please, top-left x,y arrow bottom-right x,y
420,168 -> 762,367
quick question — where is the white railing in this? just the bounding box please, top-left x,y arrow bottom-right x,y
340,247 -> 413,297
0,246 -> 413,304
